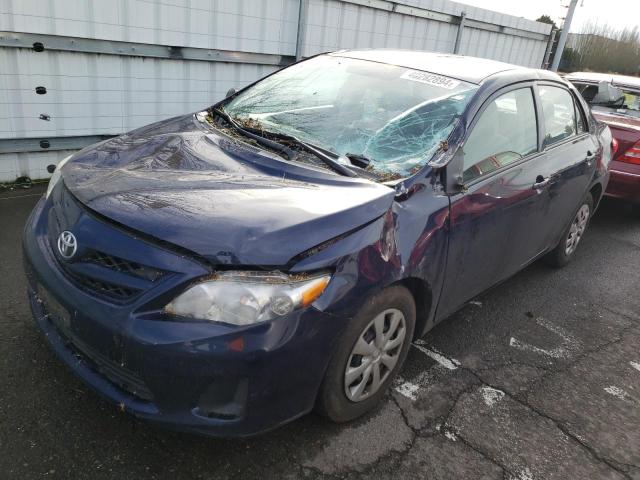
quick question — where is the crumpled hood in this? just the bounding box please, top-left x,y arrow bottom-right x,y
62,114 -> 395,266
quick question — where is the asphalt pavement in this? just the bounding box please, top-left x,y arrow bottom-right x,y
1,185 -> 639,480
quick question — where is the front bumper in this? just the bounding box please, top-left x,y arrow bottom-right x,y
605,160 -> 640,204
23,196 -> 345,437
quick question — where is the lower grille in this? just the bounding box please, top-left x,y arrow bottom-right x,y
56,323 -> 153,402
37,284 -> 154,402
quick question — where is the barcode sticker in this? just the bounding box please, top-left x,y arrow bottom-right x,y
401,70 -> 461,89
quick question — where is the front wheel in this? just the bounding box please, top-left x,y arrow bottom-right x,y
315,285 -> 416,423
545,193 -> 594,268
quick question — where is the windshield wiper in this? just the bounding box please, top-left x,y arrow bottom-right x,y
212,108 -> 357,177
209,108 -> 297,161
344,153 -> 371,169
279,134 -> 357,177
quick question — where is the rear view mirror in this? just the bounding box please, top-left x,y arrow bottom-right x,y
226,87 -> 237,98
592,81 -> 624,106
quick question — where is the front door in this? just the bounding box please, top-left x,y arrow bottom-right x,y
436,85 -> 553,321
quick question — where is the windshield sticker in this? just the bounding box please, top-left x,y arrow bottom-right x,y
401,70 -> 461,89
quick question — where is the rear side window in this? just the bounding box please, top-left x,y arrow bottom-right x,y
463,88 -> 538,182
539,85 -> 577,147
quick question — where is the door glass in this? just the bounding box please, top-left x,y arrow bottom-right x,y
575,100 -> 586,133
463,88 -> 538,182
539,85 -> 577,147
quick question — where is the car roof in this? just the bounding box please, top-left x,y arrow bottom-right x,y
329,49 -> 560,85
566,71 -> 640,91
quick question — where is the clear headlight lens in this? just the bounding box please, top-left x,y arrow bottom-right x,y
164,271 -> 331,326
46,154 -> 73,199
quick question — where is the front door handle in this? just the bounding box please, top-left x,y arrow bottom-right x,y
532,175 -> 550,190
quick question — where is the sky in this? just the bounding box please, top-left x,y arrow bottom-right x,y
456,0 -> 640,33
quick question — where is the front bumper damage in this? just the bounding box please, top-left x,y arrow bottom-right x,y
23,196 -> 346,437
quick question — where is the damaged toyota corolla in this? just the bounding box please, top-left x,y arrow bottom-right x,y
23,50 -> 612,436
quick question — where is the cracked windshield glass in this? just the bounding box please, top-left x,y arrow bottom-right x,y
223,55 -> 479,176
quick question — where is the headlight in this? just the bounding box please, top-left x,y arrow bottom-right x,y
46,154 -> 73,199
165,271 -> 331,326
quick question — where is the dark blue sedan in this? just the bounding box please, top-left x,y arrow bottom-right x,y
23,50 -> 612,436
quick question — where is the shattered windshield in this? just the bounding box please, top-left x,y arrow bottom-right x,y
223,55 -> 478,176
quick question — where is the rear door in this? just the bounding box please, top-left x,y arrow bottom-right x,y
536,83 -> 598,247
436,84 -> 554,320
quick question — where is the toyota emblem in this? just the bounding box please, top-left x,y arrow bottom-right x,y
57,231 -> 78,259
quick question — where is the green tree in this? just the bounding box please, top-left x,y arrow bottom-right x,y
536,15 -> 558,31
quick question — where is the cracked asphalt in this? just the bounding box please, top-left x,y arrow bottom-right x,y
1,185 -> 639,480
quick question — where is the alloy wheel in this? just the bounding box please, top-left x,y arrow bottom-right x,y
565,204 -> 590,256
344,308 -> 406,402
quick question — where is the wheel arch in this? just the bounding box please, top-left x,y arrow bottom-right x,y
394,276 -> 433,339
589,182 -> 603,209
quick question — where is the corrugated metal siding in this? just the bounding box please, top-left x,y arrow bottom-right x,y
0,149 -> 77,181
300,0 -> 549,66
0,48 -> 277,138
301,0 -> 459,54
0,0 -> 551,182
1,0 -> 300,54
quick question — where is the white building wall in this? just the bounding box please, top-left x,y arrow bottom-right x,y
0,0 -> 551,182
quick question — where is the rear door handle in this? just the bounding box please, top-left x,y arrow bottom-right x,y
532,175 -> 550,190
585,150 -> 595,166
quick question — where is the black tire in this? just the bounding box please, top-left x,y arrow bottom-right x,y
315,285 -> 416,423
544,193 -> 594,268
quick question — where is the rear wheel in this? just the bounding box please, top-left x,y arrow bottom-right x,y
316,286 -> 415,422
545,193 -> 593,268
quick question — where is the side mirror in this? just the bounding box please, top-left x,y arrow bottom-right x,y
226,87 -> 237,98
444,147 -> 465,194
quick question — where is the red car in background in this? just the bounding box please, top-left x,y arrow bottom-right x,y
567,72 -> 640,213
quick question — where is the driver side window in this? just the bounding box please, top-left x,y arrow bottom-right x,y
463,88 -> 538,183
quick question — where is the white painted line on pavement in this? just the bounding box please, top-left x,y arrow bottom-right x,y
508,317 -> 579,359
395,380 -> 420,401
444,430 -> 457,442
604,385 -> 629,401
513,467 -> 534,480
393,342 -> 460,401
509,336 -> 565,359
413,340 -> 461,370
480,386 -> 505,407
